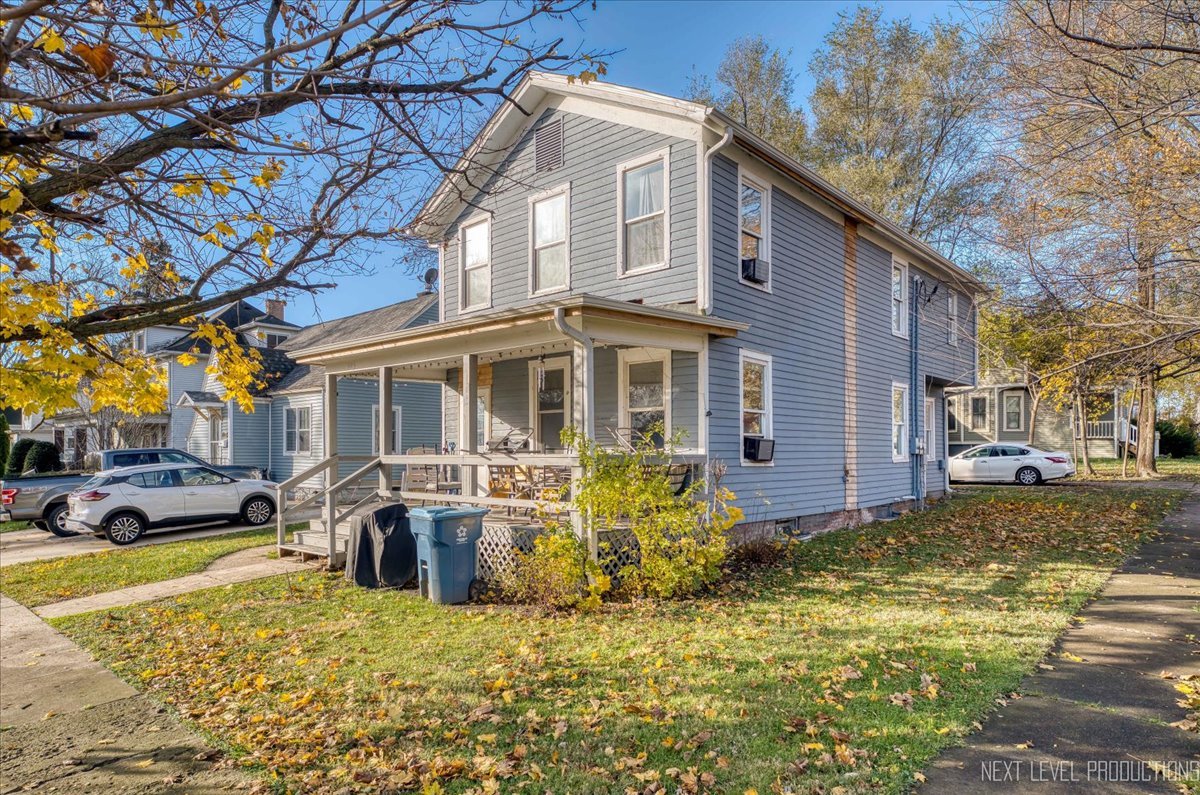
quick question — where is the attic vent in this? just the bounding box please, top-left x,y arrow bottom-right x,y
534,119 -> 563,172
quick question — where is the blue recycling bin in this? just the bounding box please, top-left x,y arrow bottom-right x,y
408,506 -> 489,604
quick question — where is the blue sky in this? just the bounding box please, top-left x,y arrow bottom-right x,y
288,0 -> 960,326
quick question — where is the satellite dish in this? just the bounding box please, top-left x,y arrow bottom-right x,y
423,267 -> 438,289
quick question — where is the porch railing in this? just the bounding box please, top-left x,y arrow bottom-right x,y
1084,420 -> 1115,439
274,454 -> 382,559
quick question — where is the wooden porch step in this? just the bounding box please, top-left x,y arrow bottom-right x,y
278,542 -> 346,568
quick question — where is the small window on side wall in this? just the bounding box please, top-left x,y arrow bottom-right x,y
891,383 -> 910,462
530,189 -> 569,295
891,259 -> 909,338
740,351 -> 774,463
739,175 -> 770,288
947,292 -> 959,347
460,218 -> 491,311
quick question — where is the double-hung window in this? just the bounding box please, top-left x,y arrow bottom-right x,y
947,293 -> 959,347
530,188 -> 569,295
619,152 -> 668,274
947,396 -> 959,433
371,406 -> 402,455
970,396 -> 988,430
739,175 -> 770,288
1003,391 -> 1024,432
891,259 -> 909,338
618,349 -> 670,446
740,351 -> 773,462
891,383 -> 910,462
285,406 -> 311,454
460,217 -> 491,311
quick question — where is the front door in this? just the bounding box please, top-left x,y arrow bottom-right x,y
208,412 -> 226,464
530,358 -> 571,452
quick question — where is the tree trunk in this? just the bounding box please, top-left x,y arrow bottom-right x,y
1120,389 -> 1135,478
1077,392 -> 1094,475
1136,373 -> 1158,476
1027,390 -> 1041,447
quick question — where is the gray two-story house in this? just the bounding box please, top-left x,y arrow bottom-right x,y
280,73 -> 982,557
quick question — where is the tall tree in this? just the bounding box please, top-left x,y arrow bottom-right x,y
806,7 -> 992,255
685,35 -> 808,161
988,0 -> 1200,475
0,0 -> 600,418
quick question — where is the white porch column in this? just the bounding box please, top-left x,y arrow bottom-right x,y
570,339 -> 596,560
378,365 -> 393,496
459,354 -> 479,497
324,371 -> 338,560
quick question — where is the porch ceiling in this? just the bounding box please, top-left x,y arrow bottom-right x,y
293,294 -> 747,376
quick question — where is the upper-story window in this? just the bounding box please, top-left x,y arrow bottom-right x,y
618,151 -> 669,275
134,331 -> 145,352
460,217 -> 491,312
265,332 -> 288,349
891,259 -> 909,338
947,292 -> 959,347
739,175 -> 771,289
530,187 -> 569,295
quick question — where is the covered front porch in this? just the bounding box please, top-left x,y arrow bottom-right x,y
274,295 -> 744,564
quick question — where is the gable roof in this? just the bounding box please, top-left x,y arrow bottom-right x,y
149,299 -> 299,355
412,72 -> 983,293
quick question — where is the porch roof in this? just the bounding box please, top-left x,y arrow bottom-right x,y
291,295 -> 747,374
176,390 -> 224,409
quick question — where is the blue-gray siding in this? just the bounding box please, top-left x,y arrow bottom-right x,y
440,108 -> 698,319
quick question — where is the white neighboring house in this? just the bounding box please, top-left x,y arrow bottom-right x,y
3,408 -> 56,446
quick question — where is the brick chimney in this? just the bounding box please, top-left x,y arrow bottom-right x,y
264,298 -> 285,321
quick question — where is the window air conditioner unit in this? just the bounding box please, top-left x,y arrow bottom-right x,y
743,436 -> 775,463
741,257 -> 770,285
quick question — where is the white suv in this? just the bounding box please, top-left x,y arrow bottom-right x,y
65,463 -> 276,545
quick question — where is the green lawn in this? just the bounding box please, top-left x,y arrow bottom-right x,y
1072,456 -> 1200,481
0,520 -> 32,533
0,524 -> 305,607
52,487 -> 1183,794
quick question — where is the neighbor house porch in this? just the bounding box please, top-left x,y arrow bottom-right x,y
273,295 -> 744,565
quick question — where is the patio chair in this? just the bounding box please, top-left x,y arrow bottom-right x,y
486,426 -> 535,453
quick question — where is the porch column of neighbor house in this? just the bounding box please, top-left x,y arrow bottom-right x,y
324,371 -> 338,560
459,353 -> 479,497
378,366 -> 393,496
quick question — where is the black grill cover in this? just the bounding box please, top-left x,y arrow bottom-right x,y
344,503 -> 415,588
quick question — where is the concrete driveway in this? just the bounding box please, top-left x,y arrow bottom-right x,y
0,521 -> 272,567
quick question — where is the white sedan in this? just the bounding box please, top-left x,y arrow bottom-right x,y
64,463 -> 277,545
949,444 -> 1076,485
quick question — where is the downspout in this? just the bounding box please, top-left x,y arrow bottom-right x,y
698,124 -> 734,315
552,307 -> 594,440
910,276 -> 924,509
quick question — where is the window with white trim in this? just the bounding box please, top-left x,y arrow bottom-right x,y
970,396 -> 988,430
619,154 -> 667,274
947,292 -> 959,347
530,189 -> 568,294
371,406 -> 402,455
618,349 -> 670,446
740,351 -> 773,454
1003,391 -> 1024,432
947,396 -> 959,433
460,217 -> 490,311
924,398 -> 936,456
284,406 -> 311,454
892,383 -> 910,462
265,332 -> 288,349
739,175 -> 770,288
891,259 -> 909,338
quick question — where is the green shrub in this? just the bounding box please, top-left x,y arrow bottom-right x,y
562,425 -> 742,600
495,525 -> 600,611
1156,419 -> 1199,458
23,441 -> 62,473
6,438 -> 36,476
0,414 -> 9,477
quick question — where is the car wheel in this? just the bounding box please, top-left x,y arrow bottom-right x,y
1016,466 -> 1042,486
242,497 -> 274,526
103,513 -> 145,545
45,503 -> 78,537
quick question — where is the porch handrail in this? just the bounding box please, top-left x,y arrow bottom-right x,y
274,455 -> 339,548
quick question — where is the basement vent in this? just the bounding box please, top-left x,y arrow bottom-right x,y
534,119 -> 563,172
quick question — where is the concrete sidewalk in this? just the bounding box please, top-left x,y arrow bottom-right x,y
0,595 -> 247,793
32,549 -> 313,619
921,491 -> 1200,793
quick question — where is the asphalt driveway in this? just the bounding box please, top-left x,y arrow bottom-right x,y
0,521 -> 268,567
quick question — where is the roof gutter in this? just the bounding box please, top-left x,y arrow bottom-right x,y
552,307 -> 595,440
698,124 -> 734,315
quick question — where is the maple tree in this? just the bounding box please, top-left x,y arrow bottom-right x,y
0,0 -> 598,417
